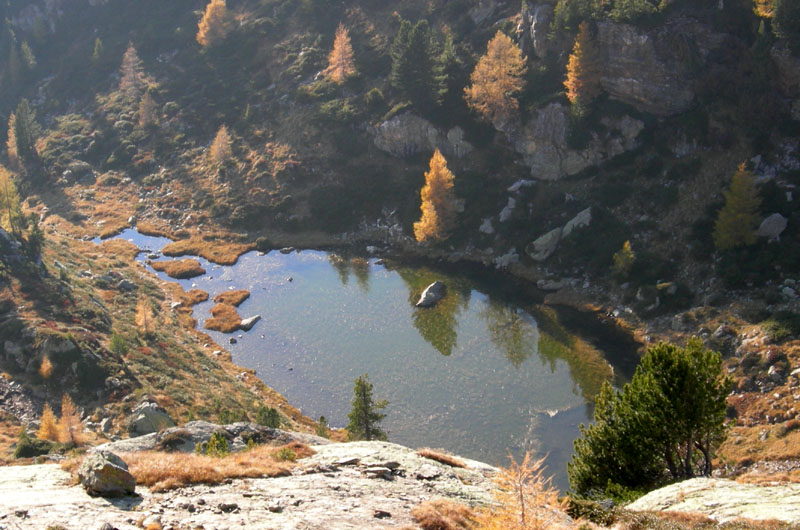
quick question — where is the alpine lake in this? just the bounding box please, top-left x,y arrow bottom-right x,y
104,228 -> 639,491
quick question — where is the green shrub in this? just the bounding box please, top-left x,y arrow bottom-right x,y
110,333 -> 129,355
315,416 -> 329,438
317,98 -> 357,123
14,429 -> 54,459
205,431 -> 230,458
761,311 -> 800,342
273,447 -> 296,461
255,406 -> 281,428
364,87 -> 384,109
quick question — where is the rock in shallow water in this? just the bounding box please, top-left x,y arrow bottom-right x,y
415,281 -> 446,308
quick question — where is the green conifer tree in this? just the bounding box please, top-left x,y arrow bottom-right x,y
10,99 -> 40,165
713,163 -> 761,251
346,374 -> 388,441
390,19 -> 445,111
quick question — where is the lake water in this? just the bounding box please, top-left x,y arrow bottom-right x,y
103,228 -> 635,491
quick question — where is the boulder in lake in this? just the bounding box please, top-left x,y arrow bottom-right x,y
240,315 -> 261,331
78,450 -> 135,497
415,281 -> 447,308
127,400 -> 175,437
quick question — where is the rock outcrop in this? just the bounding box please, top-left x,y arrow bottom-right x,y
77,451 -> 136,497
627,477 -> 800,523
126,400 -> 175,436
416,281 -> 447,308
596,18 -> 725,116
513,103 -> 643,180
99,421 -> 329,454
0,441 -> 505,529
756,213 -> 788,241
373,113 -> 473,159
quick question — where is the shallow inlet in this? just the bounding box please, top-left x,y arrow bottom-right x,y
105,228 -> 634,491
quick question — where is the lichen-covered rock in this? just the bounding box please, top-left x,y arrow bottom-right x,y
126,400 -> 175,436
77,451 -> 135,497
373,113 -> 473,159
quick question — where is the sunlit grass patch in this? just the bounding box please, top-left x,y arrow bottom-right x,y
213,290 -> 250,306
161,237 -> 253,266
150,258 -> 206,279
205,303 -> 242,333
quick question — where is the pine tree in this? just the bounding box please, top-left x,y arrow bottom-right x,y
56,394 -> 84,446
464,31 -> 527,127
346,374 -> 388,441
0,167 -> 23,236
6,114 -> 18,165
92,37 -> 104,65
138,91 -> 158,128
414,149 -> 457,243
8,100 -> 40,166
323,23 -> 356,84
119,44 -> 145,100
210,125 -> 233,164
713,163 -> 762,251
564,21 -> 602,116
390,19 -> 445,111
197,0 -> 233,48
37,403 -> 59,441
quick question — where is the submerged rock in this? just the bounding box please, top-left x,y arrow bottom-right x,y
415,281 -> 447,308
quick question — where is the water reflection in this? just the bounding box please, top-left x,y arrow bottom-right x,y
328,254 -> 371,292
481,301 -> 538,368
394,268 -> 471,357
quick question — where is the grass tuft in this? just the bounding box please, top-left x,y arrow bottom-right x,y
214,290 -> 250,307
204,303 -> 242,333
150,259 -> 206,279
411,499 -> 477,530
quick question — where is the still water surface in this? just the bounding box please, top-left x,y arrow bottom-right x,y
106,228 -> 629,491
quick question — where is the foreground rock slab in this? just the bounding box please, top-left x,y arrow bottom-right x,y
626,477 -> 800,523
0,441 -> 498,529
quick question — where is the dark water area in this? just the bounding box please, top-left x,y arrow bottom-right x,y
102,229 -> 639,491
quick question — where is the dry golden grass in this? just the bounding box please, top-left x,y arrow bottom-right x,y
411,499 -> 478,530
417,448 -> 467,468
136,220 -> 174,239
737,470 -> 800,484
214,290 -> 250,306
717,425 -> 800,467
150,258 -> 206,279
120,442 -> 314,492
205,303 -> 242,333
162,237 -> 253,266
181,289 -> 210,306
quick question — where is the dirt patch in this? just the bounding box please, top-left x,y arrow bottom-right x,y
150,259 -> 206,279
213,290 -> 250,307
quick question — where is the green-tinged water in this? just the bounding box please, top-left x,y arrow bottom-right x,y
106,229 -> 634,491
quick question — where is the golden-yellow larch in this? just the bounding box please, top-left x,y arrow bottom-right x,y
464,31 -> 526,126
564,21 -> 602,115
37,403 -> 59,441
323,24 -> 356,84
210,125 -> 232,164
414,149 -> 457,243
57,394 -> 84,446
197,0 -> 233,48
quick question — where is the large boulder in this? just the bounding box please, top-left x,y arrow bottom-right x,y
373,113 -> 473,159
127,400 -> 175,437
526,227 -> 562,262
756,213 -> 788,241
415,281 -> 447,308
513,103 -> 643,180
77,450 -> 135,497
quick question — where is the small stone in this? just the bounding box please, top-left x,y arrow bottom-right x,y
229,337 -> 237,344
364,466 -> 393,480
374,509 -> 392,519
336,457 -> 360,466
219,503 -> 239,513
415,464 -> 441,480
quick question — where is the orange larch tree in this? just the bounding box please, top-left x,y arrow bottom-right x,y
464,31 -> 527,127
197,0 -> 233,48
414,149 -> 457,243
56,394 -> 84,446
323,23 -> 356,84
564,21 -> 602,116
210,125 -> 233,164
37,403 -> 59,441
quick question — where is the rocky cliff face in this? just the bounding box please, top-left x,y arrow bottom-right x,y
372,113 -> 474,159
596,18 -> 725,116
